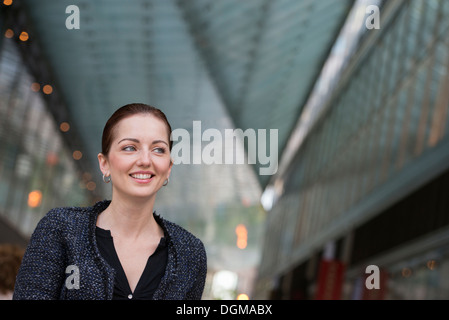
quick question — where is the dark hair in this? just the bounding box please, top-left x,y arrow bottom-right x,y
101,103 -> 172,156
0,244 -> 25,294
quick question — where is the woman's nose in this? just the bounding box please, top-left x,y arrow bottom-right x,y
137,151 -> 152,166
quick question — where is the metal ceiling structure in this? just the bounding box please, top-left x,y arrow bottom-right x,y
178,0 -> 355,187
11,0 -> 354,278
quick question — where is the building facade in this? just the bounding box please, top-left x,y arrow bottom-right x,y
255,0 -> 449,299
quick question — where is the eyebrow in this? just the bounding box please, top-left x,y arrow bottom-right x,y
117,138 -> 168,146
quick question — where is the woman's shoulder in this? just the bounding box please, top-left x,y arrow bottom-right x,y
37,200 -> 110,231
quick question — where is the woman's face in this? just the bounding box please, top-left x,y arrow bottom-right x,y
98,114 -> 172,201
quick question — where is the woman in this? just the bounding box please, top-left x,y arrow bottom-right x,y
13,103 -> 207,300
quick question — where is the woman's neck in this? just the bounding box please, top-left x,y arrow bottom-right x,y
97,194 -> 162,240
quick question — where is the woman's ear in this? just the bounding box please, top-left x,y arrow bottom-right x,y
166,158 -> 174,180
97,153 -> 109,176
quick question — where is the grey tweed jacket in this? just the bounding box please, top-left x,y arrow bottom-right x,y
13,200 -> 207,300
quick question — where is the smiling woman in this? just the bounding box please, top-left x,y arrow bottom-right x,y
98,107 -> 173,202
13,103 -> 207,300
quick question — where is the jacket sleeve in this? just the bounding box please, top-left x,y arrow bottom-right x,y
186,240 -> 207,300
13,210 -> 67,300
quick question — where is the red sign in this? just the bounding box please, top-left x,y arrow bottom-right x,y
315,259 -> 345,300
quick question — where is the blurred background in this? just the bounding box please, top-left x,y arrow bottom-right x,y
1,0 -> 449,300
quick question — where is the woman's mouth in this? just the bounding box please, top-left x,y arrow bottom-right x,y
130,173 -> 155,183
130,173 -> 154,179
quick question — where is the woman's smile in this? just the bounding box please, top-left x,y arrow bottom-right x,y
129,171 -> 156,183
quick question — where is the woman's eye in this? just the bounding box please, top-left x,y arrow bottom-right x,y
123,146 -> 136,151
153,147 -> 166,154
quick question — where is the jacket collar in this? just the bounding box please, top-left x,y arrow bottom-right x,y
89,199 -> 179,299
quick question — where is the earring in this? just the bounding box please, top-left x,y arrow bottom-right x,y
163,178 -> 169,186
103,174 -> 111,183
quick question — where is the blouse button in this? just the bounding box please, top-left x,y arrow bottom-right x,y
128,294 -> 133,299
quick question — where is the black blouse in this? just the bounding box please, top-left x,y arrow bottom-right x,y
95,226 -> 168,300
